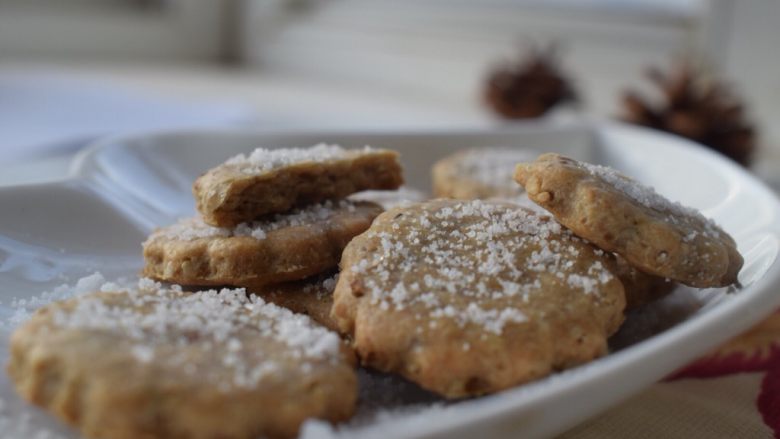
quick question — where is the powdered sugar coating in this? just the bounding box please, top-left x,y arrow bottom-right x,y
146,200 -> 359,243
348,200 -> 617,335
3,272 -> 125,330
38,277 -> 343,390
580,162 -> 722,238
225,144 -> 376,175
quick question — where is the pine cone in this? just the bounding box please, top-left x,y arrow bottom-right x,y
484,46 -> 578,119
621,65 -> 756,166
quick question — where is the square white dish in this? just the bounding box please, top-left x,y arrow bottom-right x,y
1,121 -> 779,439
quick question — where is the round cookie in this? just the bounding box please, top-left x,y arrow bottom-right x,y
332,199 -> 626,398
194,144 -> 403,227
514,153 -> 743,287
7,278 -> 357,439
431,147 -> 538,199
143,200 -> 383,288
252,273 -> 340,332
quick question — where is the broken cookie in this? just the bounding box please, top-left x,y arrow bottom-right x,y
194,144 -> 403,227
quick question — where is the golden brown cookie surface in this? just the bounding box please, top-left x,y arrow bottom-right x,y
332,199 -> 625,398
7,279 -> 356,439
143,200 -> 382,288
194,144 -> 402,227
515,153 -> 743,287
432,147 -> 537,199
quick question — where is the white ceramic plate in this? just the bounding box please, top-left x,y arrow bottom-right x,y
1,122 -> 779,439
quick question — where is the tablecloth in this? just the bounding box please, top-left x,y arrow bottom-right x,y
564,311 -> 780,438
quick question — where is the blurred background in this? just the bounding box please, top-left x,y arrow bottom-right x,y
1,0 -> 778,186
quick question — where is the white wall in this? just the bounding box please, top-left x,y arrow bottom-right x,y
243,0 -> 779,158
721,0 -> 780,155
0,1 -> 225,61
243,0 -> 702,116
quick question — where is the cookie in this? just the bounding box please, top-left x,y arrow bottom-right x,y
7,278 -> 357,439
615,256 -> 676,309
332,199 -> 625,398
143,200 -> 382,288
514,153 -> 743,287
431,147 -> 537,199
253,273 -> 340,332
194,144 -> 403,227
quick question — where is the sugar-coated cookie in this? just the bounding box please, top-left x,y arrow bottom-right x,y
143,200 -> 382,288
332,199 -> 625,398
8,278 -> 357,439
194,144 -> 402,227
515,153 -> 742,287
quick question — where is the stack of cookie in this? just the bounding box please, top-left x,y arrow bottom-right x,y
6,146 -> 744,439
7,144 -> 405,439
433,148 -> 680,309
142,144 -> 404,329
333,152 -> 742,398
